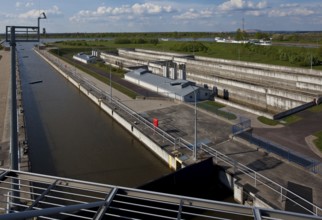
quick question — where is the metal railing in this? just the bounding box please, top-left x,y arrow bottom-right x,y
1,169 -> 322,220
237,131 -> 322,174
36,49 -> 322,217
200,143 -> 322,216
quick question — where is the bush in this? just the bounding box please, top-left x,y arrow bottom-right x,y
114,38 -> 132,44
172,42 -> 208,53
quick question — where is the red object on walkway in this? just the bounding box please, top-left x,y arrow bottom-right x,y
153,118 -> 159,127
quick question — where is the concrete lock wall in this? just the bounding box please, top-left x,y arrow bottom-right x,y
119,49 -> 167,62
101,53 -> 147,67
195,55 -> 322,76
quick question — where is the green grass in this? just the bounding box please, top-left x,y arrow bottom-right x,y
258,114 -> 302,126
282,115 -> 302,124
50,40 -> 322,69
197,101 -> 237,120
309,104 -> 322,113
257,116 -> 280,126
313,130 -> 322,152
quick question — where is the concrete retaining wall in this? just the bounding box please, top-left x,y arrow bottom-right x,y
100,52 -> 147,67
195,55 -> 322,76
119,49 -> 171,62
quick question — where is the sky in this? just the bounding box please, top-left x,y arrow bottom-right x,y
1,0 -> 322,33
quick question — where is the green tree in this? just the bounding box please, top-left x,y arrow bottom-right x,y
235,28 -> 247,41
318,46 -> 322,58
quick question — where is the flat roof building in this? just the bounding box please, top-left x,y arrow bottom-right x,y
73,52 -> 96,64
125,68 -> 211,102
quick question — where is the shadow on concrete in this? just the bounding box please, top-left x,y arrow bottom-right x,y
246,157 -> 283,172
226,149 -> 258,156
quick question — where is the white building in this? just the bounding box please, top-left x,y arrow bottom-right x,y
73,52 -> 96,64
125,68 -> 211,102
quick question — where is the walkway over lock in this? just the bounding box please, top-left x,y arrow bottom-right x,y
0,169 -> 321,220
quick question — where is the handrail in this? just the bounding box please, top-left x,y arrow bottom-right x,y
200,143 -> 322,216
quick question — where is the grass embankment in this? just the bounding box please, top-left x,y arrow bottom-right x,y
257,114 -> 302,126
49,49 -> 137,99
311,104 -> 322,152
258,103 -> 322,126
313,131 -> 322,152
309,103 -> 322,112
197,101 -> 237,120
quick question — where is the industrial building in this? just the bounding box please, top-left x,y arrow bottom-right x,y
73,52 -> 96,64
125,68 -> 211,102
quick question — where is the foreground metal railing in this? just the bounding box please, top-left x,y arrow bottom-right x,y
35,49 -> 322,217
1,169 -> 322,220
201,144 -> 322,216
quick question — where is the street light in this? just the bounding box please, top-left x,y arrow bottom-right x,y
38,12 -> 46,41
190,86 -> 198,161
109,64 -> 112,102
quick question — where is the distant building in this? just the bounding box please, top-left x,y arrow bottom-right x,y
38,43 -> 46,50
73,52 -> 96,64
2,42 -> 10,51
125,68 -> 211,102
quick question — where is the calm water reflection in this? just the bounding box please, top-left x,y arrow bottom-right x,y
18,43 -> 170,186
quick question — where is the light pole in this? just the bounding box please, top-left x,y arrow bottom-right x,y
109,64 -> 112,102
191,86 -> 198,161
37,12 -> 46,41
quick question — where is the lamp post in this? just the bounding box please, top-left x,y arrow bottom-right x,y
109,64 -> 112,102
37,12 -> 46,41
191,86 -> 197,161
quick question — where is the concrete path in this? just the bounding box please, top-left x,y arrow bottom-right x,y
0,51 -> 10,168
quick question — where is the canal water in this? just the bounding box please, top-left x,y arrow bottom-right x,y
18,43 -> 170,187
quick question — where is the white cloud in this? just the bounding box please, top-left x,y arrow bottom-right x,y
218,0 -> 267,11
25,2 -> 34,8
280,3 -> 299,8
268,8 -> 315,17
18,6 -> 62,19
70,3 -> 175,23
174,8 -> 214,20
245,10 -> 265,16
16,1 -> 34,8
